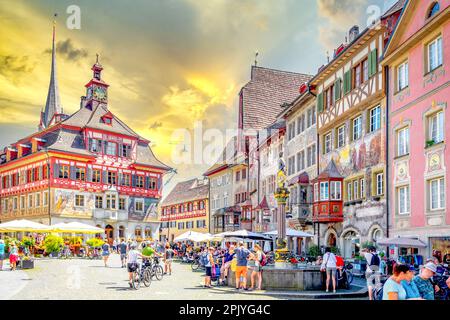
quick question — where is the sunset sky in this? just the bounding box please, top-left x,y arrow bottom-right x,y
0,0 -> 397,194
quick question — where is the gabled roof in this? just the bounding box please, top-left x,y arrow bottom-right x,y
241,66 -> 312,130
382,0 -> 407,18
203,137 -> 238,176
255,196 -> 270,210
63,104 -> 140,138
160,178 -> 209,207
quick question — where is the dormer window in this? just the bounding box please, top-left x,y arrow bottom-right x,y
103,117 -> 112,125
427,2 -> 440,19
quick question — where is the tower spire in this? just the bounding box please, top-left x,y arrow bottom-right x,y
40,13 -> 62,130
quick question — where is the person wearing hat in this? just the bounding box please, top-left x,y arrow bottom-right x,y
400,265 -> 423,299
412,262 -> 440,300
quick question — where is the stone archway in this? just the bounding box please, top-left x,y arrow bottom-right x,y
341,229 -> 361,259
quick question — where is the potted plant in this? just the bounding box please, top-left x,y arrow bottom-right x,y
21,237 -> 35,255
426,140 -> 435,148
43,234 -> 64,257
69,236 -> 83,255
21,255 -> 34,269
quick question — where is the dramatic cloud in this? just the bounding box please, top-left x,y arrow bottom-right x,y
149,121 -> 163,130
0,55 -> 36,82
45,39 -> 88,62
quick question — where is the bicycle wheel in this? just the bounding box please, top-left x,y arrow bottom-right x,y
153,265 -> 164,280
191,261 -> 199,271
132,270 -> 141,290
143,269 -> 152,287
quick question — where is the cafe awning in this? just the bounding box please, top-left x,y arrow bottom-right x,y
264,228 -> 314,238
50,222 -> 104,234
0,219 -> 52,233
376,236 -> 427,248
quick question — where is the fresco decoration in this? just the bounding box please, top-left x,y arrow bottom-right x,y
128,197 -> 159,222
395,161 -> 409,183
54,189 -> 94,217
427,150 -> 443,173
320,133 -> 383,177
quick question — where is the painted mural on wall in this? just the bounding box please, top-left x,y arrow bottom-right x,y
128,197 -> 159,222
54,189 -> 94,217
320,132 -> 383,177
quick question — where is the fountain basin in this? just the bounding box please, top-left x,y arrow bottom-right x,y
227,265 -> 323,291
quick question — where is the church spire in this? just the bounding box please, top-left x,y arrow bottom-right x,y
40,14 -> 62,130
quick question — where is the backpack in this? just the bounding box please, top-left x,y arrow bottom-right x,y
260,253 -> 267,267
370,253 -> 380,267
200,252 -> 209,265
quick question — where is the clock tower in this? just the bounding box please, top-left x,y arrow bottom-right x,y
83,54 -> 109,110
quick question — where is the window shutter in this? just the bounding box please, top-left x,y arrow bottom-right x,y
70,166 -> 76,180
53,163 -> 59,179
334,79 -> 342,101
145,176 -> 150,189
344,71 -> 352,94
87,167 -> 92,182
38,166 -> 43,180
132,175 -> 137,187
118,172 -> 123,186
317,92 -> 324,113
102,170 -> 107,184
369,49 -> 378,76
128,198 -> 134,212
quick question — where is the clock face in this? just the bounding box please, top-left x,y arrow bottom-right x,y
93,86 -> 107,101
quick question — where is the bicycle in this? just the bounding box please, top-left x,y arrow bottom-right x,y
150,256 -> 164,281
131,260 -> 152,290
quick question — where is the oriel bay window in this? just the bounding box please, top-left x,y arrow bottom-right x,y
330,181 -> 341,200
320,182 -> 329,201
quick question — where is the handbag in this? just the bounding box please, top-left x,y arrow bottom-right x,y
321,253 -> 330,272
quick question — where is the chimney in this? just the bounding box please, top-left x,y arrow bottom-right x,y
348,25 -> 359,43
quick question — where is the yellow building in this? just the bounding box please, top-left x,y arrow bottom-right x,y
159,178 -> 209,242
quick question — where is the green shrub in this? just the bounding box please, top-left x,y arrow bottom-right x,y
308,245 -> 321,258
69,236 -> 83,245
43,234 -> 64,253
330,246 -> 340,255
86,238 -> 104,248
21,237 -> 35,248
4,236 -> 17,253
361,241 -> 375,250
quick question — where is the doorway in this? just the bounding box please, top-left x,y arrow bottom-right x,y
105,225 -> 114,245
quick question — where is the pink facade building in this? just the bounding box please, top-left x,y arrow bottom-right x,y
383,0 -> 450,260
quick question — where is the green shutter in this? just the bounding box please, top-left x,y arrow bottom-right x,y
369,49 -> 378,76
317,92 -> 324,113
334,79 -> 342,101
344,71 -> 352,94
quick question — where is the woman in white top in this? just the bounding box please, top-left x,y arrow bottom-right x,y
320,247 -> 337,293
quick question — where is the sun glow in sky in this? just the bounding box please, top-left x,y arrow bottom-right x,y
0,0 -> 396,193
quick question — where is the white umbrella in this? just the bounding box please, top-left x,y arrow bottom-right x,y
264,228 -> 314,238
376,236 -> 427,248
0,219 -> 52,233
219,229 -> 271,241
50,222 -> 104,234
174,230 -> 204,242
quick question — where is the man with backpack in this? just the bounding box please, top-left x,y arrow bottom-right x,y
363,246 -> 381,300
234,242 -> 254,291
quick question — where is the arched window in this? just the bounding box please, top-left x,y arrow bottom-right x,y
427,2 -> 440,19
372,228 -> 382,243
144,228 -> 151,239
135,226 -> 142,237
